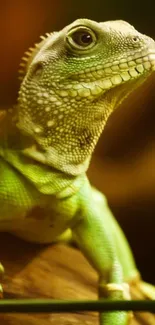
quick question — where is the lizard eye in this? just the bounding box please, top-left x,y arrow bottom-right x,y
67,27 -> 97,50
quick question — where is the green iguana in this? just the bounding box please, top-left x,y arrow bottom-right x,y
0,18 -> 155,325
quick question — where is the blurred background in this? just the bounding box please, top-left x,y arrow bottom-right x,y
0,1 -> 155,283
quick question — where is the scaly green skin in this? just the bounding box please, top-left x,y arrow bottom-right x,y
0,19 -> 155,324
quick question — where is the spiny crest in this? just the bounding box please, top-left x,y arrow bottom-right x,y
18,32 -> 54,82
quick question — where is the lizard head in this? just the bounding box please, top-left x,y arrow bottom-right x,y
17,19 -> 155,175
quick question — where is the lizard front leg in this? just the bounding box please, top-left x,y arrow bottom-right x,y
71,181 -> 132,325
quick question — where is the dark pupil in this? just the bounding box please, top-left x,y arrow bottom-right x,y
73,32 -> 93,46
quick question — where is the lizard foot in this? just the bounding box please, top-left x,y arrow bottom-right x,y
99,282 -> 131,299
56,229 -> 73,244
129,274 -> 155,324
99,282 -> 133,323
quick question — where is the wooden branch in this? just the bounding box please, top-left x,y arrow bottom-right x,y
0,233 -> 154,324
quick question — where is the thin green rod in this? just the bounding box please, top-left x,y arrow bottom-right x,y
0,299 -> 155,313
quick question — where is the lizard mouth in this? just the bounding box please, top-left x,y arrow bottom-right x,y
85,51 -> 155,89
60,51 -> 155,99
102,51 -> 155,88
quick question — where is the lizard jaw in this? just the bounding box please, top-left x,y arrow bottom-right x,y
61,51 -> 155,99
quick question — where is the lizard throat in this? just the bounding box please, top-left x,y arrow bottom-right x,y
17,50 -> 155,176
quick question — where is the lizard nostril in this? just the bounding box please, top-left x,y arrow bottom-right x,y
132,36 -> 140,43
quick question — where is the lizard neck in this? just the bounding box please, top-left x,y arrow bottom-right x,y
0,132 -> 86,197
17,102 -> 107,176
17,77 -> 145,176
17,82 -> 134,176
0,113 -> 87,196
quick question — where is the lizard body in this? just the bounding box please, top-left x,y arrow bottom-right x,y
1,19 -> 155,324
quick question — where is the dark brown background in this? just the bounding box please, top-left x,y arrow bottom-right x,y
0,1 -> 155,284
